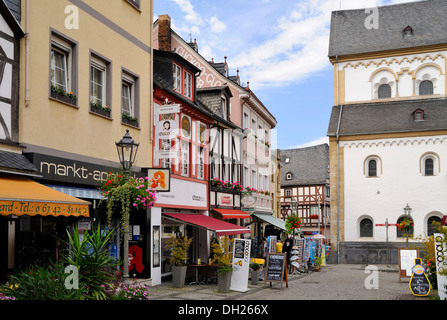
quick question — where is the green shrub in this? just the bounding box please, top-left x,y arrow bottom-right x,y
1,263 -> 87,300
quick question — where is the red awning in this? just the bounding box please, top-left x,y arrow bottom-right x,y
164,213 -> 251,236
213,208 -> 250,220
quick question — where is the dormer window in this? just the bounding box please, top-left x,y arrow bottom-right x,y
285,157 -> 290,163
221,95 -> 228,120
403,26 -> 413,36
286,172 -> 292,180
413,109 -> 424,121
173,62 -> 194,100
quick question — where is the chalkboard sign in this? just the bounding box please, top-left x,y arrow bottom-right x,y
264,252 -> 288,288
409,258 -> 431,297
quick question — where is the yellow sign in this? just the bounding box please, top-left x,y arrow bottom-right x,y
0,200 -> 89,217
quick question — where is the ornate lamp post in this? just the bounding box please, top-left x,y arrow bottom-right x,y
115,129 -> 139,283
403,204 -> 412,217
402,204 -> 413,247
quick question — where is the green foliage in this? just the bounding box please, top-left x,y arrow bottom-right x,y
1,263 -> 87,300
211,236 -> 234,273
250,263 -> 261,271
166,234 -> 193,266
64,225 -> 119,300
285,215 -> 302,234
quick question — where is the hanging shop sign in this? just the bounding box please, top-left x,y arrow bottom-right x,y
241,195 -> 256,206
155,103 -> 181,115
155,117 -> 179,140
230,239 -> 251,292
144,168 -> 171,192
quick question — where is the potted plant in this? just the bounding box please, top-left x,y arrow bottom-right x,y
250,263 -> 261,285
166,234 -> 192,288
211,236 -> 234,293
313,256 -> 322,272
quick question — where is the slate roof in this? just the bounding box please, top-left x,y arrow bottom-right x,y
328,0 -> 447,58
327,98 -> 447,137
280,144 -> 329,186
0,150 -> 38,174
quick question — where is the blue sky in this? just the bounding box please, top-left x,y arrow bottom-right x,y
154,0 -> 420,150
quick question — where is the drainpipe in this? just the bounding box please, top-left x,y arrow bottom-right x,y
335,54 -> 343,264
25,0 -> 30,108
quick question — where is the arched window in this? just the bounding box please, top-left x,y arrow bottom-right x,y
397,216 -> 414,238
378,84 -> 391,99
419,80 -> 433,95
427,216 -> 441,237
425,158 -> 434,176
360,218 -> 373,237
368,159 -> 377,177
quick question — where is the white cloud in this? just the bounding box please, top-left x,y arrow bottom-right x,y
172,0 -> 203,25
208,16 -> 227,33
289,136 -> 329,149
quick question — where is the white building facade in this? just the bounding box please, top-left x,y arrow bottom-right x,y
327,0 -> 447,263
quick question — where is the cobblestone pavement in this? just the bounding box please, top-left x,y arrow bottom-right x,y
145,264 -> 436,300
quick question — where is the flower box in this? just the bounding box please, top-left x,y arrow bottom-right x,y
122,114 -> 138,127
90,103 -> 111,118
50,90 -> 77,106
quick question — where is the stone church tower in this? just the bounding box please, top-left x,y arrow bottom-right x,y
327,0 -> 447,264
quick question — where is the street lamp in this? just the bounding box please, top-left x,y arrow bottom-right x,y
116,129 -> 139,171
403,204 -> 412,216
115,129 -> 139,284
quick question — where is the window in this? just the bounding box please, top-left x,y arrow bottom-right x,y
424,158 -> 434,176
285,157 -> 290,163
51,47 -> 68,92
285,189 -> 292,197
89,53 -> 111,111
221,96 -> 228,120
121,69 -> 139,126
365,156 -> 381,177
184,70 -> 192,98
368,159 -> 377,177
419,80 -> 433,95
181,140 -> 189,176
413,109 -> 424,121
251,169 -> 256,187
360,218 -> 373,237
243,113 -> 249,129
377,84 -> 391,99
125,0 -> 140,10
244,167 -> 249,187
421,153 -> 439,176
197,146 -> 204,179
427,216 -> 441,237
286,172 -> 292,180
50,30 -> 78,104
173,64 -> 181,92
397,216 -> 413,238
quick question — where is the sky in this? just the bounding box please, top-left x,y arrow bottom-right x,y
153,0 -> 421,150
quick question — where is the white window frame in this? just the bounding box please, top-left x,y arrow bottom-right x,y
122,75 -> 135,117
173,63 -> 181,93
50,38 -> 72,92
90,57 -> 107,106
221,96 -> 227,120
184,70 -> 193,98
181,140 -> 190,177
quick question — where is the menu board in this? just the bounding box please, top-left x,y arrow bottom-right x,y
409,258 -> 431,296
398,248 -> 419,282
264,252 -> 288,288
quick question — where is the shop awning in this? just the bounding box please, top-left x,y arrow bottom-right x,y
164,213 -> 251,236
0,176 -> 90,217
252,212 -> 286,230
213,208 -> 250,220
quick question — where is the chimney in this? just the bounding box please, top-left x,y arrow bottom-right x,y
158,15 -> 171,52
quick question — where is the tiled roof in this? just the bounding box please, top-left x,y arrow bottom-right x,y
327,98 -> 447,137
0,150 -> 38,173
280,144 -> 329,186
328,0 -> 447,57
